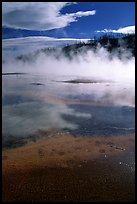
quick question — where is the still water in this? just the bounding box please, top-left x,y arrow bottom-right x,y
2,73 -> 135,148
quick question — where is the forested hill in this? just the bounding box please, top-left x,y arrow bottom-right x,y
62,34 -> 135,59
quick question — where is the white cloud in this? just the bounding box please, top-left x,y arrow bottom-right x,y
96,25 -> 135,34
2,2 -> 96,31
2,36 -> 90,43
2,36 -> 90,57
66,10 -> 96,18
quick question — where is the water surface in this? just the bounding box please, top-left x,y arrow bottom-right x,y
2,73 -> 135,148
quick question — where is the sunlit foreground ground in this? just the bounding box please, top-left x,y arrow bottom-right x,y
2,130 -> 135,202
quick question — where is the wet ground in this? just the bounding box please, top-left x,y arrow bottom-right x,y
2,132 -> 135,202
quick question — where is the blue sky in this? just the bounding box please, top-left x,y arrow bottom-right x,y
2,2 -> 135,40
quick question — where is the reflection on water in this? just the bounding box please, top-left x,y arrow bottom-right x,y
2,74 -> 135,147
63,105 -> 134,136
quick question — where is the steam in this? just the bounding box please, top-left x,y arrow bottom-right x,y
2,40 -> 135,145
2,102 -> 91,136
3,44 -> 135,86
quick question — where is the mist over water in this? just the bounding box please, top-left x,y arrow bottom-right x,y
3,44 -> 135,85
2,40 -> 135,147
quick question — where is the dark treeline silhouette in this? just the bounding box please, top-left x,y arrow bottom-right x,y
62,33 -> 135,60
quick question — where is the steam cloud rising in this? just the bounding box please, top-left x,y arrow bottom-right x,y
3,44 -> 135,85
2,40 -> 135,145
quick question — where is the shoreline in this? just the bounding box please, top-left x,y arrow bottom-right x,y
2,132 -> 135,202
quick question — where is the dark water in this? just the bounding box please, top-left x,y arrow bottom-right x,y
63,105 -> 135,136
3,94 -> 35,105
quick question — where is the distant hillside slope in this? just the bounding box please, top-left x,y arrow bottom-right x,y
62,34 -> 135,59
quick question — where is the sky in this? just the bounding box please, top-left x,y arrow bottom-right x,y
2,2 -> 135,40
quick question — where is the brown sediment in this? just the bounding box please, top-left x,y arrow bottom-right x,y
2,132 -> 135,202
